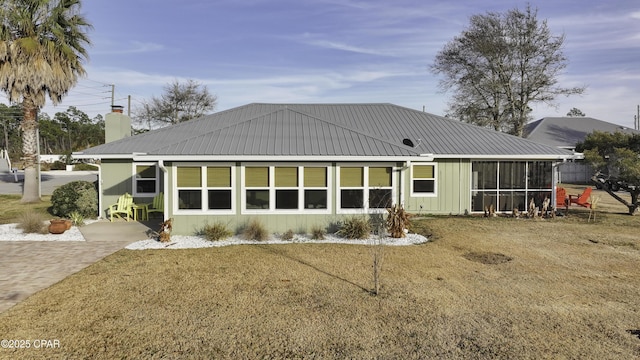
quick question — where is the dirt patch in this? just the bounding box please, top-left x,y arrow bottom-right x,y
464,251 -> 513,264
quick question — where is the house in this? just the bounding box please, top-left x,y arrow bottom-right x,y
74,103 -> 578,235
524,117 -> 640,183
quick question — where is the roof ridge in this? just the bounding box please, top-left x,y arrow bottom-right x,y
151,105 -> 423,156
283,106 -> 423,154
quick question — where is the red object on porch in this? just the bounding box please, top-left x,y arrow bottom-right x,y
556,187 -> 568,210
569,187 -> 592,208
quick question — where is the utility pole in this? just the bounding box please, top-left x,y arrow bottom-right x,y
110,84 -> 115,107
128,95 -> 131,117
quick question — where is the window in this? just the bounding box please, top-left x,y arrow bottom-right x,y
304,167 -> 328,209
411,163 -> 437,196
133,163 -> 159,197
242,164 -> 330,213
175,164 -> 234,212
338,165 -> 394,212
245,167 -> 270,209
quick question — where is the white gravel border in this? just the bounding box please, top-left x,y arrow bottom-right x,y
125,232 -> 428,250
0,223 -> 428,249
0,223 -> 87,242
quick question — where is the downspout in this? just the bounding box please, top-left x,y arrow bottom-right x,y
93,163 -> 103,219
158,160 -> 168,221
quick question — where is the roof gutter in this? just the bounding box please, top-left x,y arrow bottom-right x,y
158,160 -> 168,221
72,152 -> 148,160
126,154 -> 436,162
434,153 -> 582,160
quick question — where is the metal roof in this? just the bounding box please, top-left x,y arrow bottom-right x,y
77,103 -> 574,159
524,116 -> 640,149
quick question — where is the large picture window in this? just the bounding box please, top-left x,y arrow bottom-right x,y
337,164 -> 394,212
133,163 -> 159,197
411,163 -> 437,196
175,164 -> 234,213
242,164 -> 330,213
471,161 -> 553,213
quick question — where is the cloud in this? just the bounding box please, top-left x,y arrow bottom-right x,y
91,40 -> 165,55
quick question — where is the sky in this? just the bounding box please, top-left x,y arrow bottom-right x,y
3,0 -> 640,128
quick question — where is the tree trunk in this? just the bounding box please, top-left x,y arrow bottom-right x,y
20,99 -> 40,203
629,191 -> 640,215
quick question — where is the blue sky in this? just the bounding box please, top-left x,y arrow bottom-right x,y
5,0 -> 640,128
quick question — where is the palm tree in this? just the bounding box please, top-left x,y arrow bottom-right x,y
0,0 -> 91,202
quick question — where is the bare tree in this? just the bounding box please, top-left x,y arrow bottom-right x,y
431,5 -> 584,137
136,79 -> 217,130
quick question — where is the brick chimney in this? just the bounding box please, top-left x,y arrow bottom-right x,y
104,105 -> 131,143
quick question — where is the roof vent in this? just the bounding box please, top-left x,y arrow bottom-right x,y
403,138 -> 415,147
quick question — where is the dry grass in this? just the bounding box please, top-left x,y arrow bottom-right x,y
0,195 -> 52,225
1,204 -> 640,358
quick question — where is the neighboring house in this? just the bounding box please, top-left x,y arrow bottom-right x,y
75,103 -> 578,235
523,117 -> 640,183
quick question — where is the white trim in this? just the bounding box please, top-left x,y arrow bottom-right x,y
172,162 -> 236,215
132,155 -> 435,162
434,154 -> 581,160
240,163 -> 332,215
132,162 -> 160,197
336,163 -> 397,214
410,162 -> 438,197
75,153 -> 582,162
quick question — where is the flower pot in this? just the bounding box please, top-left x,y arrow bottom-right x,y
48,219 -> 67,234
64,220 -> 72,230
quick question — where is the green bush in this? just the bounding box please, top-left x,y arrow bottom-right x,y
310,225 -> 326,240
337,216 -> 371,239
242,219 -> 269,241
50,161 -> 66,170
17,210 -> 47,234
201,222 -> 233,241
73,163 -> 98,171
51,181 -> 98,219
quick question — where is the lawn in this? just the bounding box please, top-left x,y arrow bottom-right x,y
0,188 -> 639,358
0,195 -> 52,224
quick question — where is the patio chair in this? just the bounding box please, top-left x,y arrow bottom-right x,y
569,187 -> 592,208
556,187 -> 568,211
108,193 -> 134,222
145,192 -> 164,219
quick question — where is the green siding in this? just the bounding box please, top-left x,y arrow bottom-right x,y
403,159 -> 471,215
101,160 -> 471,234
101,160 -> 134,218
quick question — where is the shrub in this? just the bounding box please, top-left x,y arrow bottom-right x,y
50,160 -> 66,170
281,229 -> 295,241
17,210 -> 47,234
242,219 -> 269,241
337,216 -> 371,239
68,211 -> 85,226
310,225 -> 326,240
73,163 -> 98,171
386,204 -> 411,238
51,181 -> 98,219
201,222 -> 233,241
